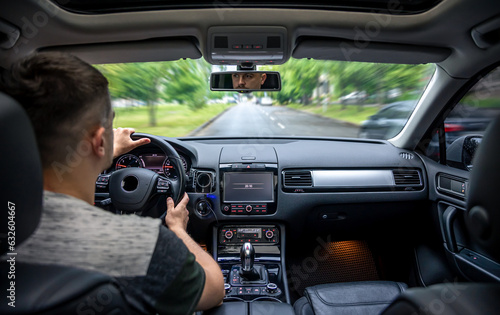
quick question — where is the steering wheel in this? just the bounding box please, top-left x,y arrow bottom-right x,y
107,133 -> 186,214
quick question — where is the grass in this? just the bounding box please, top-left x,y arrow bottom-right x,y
286,103 -> 381,125
113,103 -> 232,137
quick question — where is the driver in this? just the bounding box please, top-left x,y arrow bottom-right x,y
0,52 -> 224,314
232,72 -> 267,89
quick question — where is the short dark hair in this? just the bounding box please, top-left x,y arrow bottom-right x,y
0,52 -> 111,169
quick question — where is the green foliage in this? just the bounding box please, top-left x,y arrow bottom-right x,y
261,59 -> 434,105
161,59 -> 212,111
95,59 -> 212,127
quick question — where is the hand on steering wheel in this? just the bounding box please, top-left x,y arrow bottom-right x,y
108,133 -> 187,213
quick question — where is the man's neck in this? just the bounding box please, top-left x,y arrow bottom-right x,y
43,168 -> 99,205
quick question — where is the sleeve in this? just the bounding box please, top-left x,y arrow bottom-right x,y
154,250 -> 205,315
149,226 -> 206,315
116,226 -> 205,315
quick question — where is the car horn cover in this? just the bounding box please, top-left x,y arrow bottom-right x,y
109,167 -> 158,212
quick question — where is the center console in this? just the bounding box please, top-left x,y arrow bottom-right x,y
206,149 -> 293,314
214,223 -> 288,304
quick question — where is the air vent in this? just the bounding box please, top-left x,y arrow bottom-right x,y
399,152 -> 414,160
283,171 -> 312,187
393,170 -> 422,186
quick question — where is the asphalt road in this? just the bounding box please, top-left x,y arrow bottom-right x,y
192,102 -> 359,137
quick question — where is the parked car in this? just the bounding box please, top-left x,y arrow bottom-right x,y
259,96 -> 273,106
359,101 -> 493,141
359,101 -> 417,139
339,91 -> 367,104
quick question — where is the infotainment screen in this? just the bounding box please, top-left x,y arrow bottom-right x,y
223,172 -> 274,203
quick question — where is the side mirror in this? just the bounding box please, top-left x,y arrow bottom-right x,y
446,135 -> 482,171
210,71 -> 281,93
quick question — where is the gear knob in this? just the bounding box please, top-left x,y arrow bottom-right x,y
240,242 -> 255,272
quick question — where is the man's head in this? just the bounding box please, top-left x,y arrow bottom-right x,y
0,52 -> 113,172
232,72 -> 267,90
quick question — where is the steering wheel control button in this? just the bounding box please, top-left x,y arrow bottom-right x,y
96,174 -> 111,190
156,178 -> 171,194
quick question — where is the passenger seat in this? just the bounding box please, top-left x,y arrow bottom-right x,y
294,281 -> 407,315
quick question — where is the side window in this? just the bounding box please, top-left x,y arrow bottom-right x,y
425,66 -> 500,168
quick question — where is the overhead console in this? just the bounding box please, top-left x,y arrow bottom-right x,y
206,26 -> 289,66
219,146 -> 278,215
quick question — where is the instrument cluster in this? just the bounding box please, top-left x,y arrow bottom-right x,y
114,152 -> 189,179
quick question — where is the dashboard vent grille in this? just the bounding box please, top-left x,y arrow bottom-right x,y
399,152 -> 414,160
283,171 -> 312,187
393,169 -> 422,186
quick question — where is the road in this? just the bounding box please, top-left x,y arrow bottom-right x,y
192,102 -> 359,137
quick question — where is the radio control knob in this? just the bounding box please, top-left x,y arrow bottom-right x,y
245,205 -> 253,212
224,230 -> 234,240
265,230 -> 274,239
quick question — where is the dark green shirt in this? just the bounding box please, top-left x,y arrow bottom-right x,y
16,191 -> 205,315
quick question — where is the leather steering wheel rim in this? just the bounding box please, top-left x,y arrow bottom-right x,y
131,133 -> 186,205
108,133 -> 186,213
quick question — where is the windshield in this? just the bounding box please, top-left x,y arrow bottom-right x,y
95,59 -> 435,139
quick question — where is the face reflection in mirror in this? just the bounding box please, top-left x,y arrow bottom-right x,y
232,72 -> 267,90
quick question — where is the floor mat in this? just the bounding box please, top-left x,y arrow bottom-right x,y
287,240 -> 380,297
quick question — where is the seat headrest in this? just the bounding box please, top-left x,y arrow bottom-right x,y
466,114 -> 500,261
0,93 -> 43,254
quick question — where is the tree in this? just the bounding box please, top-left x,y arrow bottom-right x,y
268,58 -> 323,105
96,59 -> 213,127
96,62 -> 170,126
161,59 -> 212,111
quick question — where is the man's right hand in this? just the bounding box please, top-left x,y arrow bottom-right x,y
165,193 -> 190,231
164,192 -> 225,310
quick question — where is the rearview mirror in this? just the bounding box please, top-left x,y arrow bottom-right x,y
210,71 -> 281,93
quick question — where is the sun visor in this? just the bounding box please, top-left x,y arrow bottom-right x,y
40,37 -> 201,64
293,37 -> 451,64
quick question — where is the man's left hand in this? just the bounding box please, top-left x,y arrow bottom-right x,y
113,127 -> 151,158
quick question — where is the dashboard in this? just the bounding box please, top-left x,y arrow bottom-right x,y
98,136 -> 429,243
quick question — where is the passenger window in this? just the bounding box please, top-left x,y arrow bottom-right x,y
425,66 -> 500,167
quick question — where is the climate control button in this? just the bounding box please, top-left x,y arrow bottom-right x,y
265,230 -> 274,239
225,230 -> 234,240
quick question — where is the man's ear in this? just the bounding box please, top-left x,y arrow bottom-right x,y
261,73 -> 267,84
91,126 -> 107,158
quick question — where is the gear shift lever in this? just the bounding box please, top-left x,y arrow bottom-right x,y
239,242 -> 263,281
241,242 -> 255,272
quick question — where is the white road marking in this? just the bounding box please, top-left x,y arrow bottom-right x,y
278,123 -> 285,129
270,117 -> 275,121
